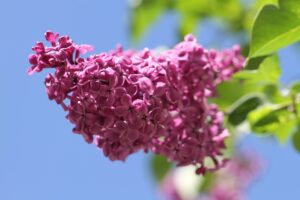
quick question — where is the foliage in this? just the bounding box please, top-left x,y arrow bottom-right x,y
249,0 -> 300,58
151,155 -> 172,182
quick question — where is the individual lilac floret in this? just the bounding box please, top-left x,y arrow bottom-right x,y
28,31 -> 245,173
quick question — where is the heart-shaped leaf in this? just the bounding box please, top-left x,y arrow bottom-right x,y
249,0 -> 300,58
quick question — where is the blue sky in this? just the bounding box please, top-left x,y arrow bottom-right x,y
0,1 -> 300,200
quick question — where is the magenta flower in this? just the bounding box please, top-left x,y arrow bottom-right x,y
160,152 -> 263,200
28,31 -> 244,174
198,152 -> 263,200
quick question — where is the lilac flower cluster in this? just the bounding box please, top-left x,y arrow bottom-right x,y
28,31 -> 244,174
160,152 -> 263,200
199,152 -> 262,200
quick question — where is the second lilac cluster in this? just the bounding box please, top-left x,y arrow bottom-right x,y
28,32 -> 244,174
160,152 -> 263,200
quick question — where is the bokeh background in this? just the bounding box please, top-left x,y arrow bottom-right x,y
1,0 -> 300,199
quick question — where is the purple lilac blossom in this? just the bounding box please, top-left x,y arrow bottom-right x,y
199,152 -> 263,200
28,31 -> 244,174
160,152 -> 263,200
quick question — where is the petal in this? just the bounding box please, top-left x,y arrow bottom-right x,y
153,82 -> 166,96
45,31 -> 59,44
115,87 -> 127,97
132,99 -> 147,114
109,74 -> 118,88
114,106 -> 129,117
104,115 -> 115,128
138,77 -> 154,95
81,131 -> 93,144
99,85 -> 109,96
27,66 -> 36,75
32,42 -> 45,54
128,74 -> 142,83
166,88 -> 180,103
104,95 -> 115,107
75,44 -> 94,54
28,54 -> 38,65
113,120 -> 128,132
126,85 -> 138,96
126,129 -> 139,141
120,94 -> 132,107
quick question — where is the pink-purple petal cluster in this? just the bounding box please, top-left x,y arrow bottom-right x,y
160,152 -> 263,200
28,31 -> 244,174
199,152 -> 263,200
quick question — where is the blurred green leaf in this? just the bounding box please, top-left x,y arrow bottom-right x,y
274,119 -> 296,144
297,101 -> 300,119
175,0 -> 209,16
292,126 -> 300,152
228,95 -> 262,125
198,172 -> 215,193
174,0 -> 244,39
245,55 -> 269,70
175,0 -> 242,20
243,0 -> 278,32
249,0 -> 300,58
256,0 -> 278,7
214,54 -> 281,110
253,54 -> 281,82
151,154 -> 172,182
178,13 -> 199,40
290,82 -> 300,96
131,0 -> 169,41
279,0 -> 300,16
263,84 -> 289,104
213,80 -> 261,110
130,0 -> 262,41
248,104 -> 293,134
231,54 -> 289,106
236,54 -> 281,83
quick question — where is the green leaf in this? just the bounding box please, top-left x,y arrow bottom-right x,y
235,54 -> 281,83
254,54 -> 281,82
248,104 -> 293,134
175,0 -> 242,18
245,55 -> 269,70
151,154 -> 172,182
178,14 -> 199,40
297,102 -> 300,120
292,126 -> 300,153
263,84 -> 289,104
227,54 -> 283,106
131,0 -> 169,41
172,0 -> 243,33
212,80 -> 264,110
290,81 -> 300,96
256,0 -> 278,7
243,0 -> 278,31
175,0 -> 209,16
279,0 -> 300,16
274,119 -> 296,144
209,0 -> 242,21
198,173 -> 215,193
214,54 -> 282,111
228,95 -> 262,125
249,0 -> 300,58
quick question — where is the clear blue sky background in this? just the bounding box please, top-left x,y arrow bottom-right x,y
0,1 -> 300,200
